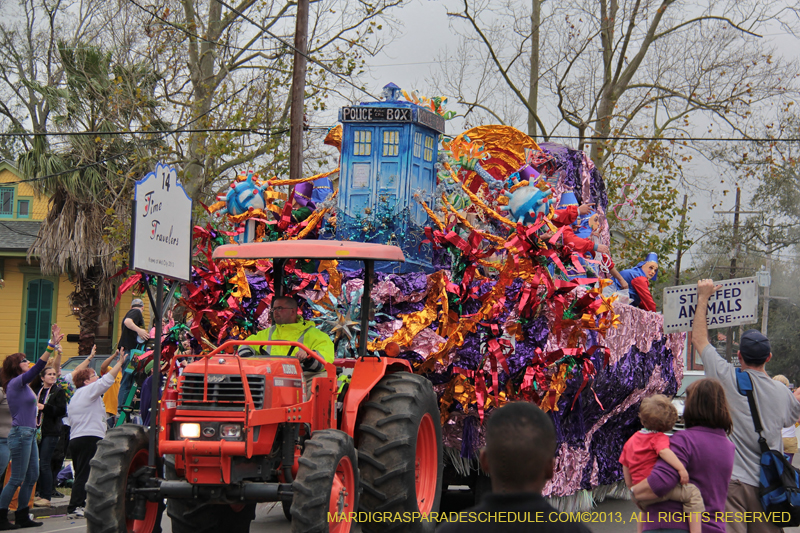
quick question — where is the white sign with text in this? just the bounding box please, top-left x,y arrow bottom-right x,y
131,162 -> 192,281
662,277 -> 758,334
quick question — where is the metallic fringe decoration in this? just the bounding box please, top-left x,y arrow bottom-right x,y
547,490 -> 595,513
444,446 -> 479,478
592,480 -> 632,502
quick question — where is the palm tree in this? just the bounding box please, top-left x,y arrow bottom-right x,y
18,42 -> 166,354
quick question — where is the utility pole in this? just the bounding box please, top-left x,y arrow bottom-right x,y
674,194 -> 688,286
288,0 -> 310,186
725,187 -> 741,363
761,219 -> 773,336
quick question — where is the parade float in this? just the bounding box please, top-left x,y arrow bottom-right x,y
122,83 -> 684,511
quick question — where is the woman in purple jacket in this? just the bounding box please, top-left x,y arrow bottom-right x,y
633,378 -> 735,533
0,324 -> 63,530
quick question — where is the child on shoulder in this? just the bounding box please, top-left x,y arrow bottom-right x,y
620,394 -> 704,533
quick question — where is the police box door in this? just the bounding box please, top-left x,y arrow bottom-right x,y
343,126 -> 376,218
375,125 -> 404,215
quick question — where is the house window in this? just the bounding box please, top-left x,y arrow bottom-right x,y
353,130 -> 372,156
17,199 -> 30,218
413,132 -> 422,158
383,130 -> 399,156
0,187 -> 12,217
424,136 -> 434,162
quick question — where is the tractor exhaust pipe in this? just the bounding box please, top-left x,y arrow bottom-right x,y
281,424 -> 298,484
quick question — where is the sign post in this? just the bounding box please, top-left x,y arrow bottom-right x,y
662,277 -> 759,334
131,162 -> 192,466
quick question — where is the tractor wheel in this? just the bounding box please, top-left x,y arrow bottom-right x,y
290,429 -> 359,533
357,372 -> 443,533
164,463 -> 255,533
85,425 -> 160,533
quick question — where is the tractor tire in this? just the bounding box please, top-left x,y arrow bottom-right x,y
85,425 -> 161,533
357,372 -> 443,533
290,429 -> 359,533
164,463 -> 255,533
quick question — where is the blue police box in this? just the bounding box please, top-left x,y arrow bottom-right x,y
335,83 -> 445,272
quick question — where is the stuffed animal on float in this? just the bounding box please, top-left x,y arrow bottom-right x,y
614,253 -> 659,312
218,170 -> 267,243
497,176 -> 555,225
574,208 -> 600,240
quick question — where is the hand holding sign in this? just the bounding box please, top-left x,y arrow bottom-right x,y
662,277 -> 758,334
697,279 -> 723,300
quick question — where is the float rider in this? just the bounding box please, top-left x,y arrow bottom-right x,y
614,253 -> 659,312
238,296 -> 334,399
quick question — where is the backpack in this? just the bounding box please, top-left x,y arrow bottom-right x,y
736,368 -> 800,527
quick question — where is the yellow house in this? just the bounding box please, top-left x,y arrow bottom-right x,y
0,161 -> 150,361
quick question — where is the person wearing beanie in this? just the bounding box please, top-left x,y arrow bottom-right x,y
613,253 -> 659,312
693,280 -> 800,533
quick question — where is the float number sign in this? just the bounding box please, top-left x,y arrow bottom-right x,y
662,277 -> 758,334
131,162 -> 193,281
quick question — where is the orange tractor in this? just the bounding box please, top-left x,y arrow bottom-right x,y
84,241 -> 443,533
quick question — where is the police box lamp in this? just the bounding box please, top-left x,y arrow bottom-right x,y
756,266 -> 771,288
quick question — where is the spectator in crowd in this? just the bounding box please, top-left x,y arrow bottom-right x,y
689,279 -> 800,533
620,394 -> 703,533
117,299 -> 148,413
98,352 -> 122,428
633,378 -> 735,533
66,350 -> 128,518
0,385 -> 11,496
772,374 -> 798,463
48,347 -> 83,501
438,401 -> 591,533
0,324 -> 63,530
32,365 -> 67,508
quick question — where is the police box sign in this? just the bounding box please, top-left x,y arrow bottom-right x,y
130,162 -> 193,281
340,106 -> 446,132
662,277 -> 758,334
341,107 -> 412,123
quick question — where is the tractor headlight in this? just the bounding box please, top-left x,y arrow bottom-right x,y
179,423 -> 201,439
220,423 -> 242,439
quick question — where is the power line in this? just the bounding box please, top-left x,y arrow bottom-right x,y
212,0 -> 381,102
0,127 -> 286,138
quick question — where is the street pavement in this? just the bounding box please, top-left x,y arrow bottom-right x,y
26,493 -> 800,533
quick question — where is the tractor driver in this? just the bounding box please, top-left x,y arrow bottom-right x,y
238,296 -> 334,399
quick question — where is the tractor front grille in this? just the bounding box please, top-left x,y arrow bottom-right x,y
178,373 -> 266,410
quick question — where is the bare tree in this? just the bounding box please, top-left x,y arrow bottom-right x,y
431,0 -> 800,267
122,0 -> 405,201
0,0 -> 124,142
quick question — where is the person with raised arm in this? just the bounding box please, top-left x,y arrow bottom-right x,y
687,279 -> 800,533
65,350 -> 129,518
0,324 -> 64,529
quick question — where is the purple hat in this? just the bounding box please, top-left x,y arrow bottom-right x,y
293,181 -> 316,209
